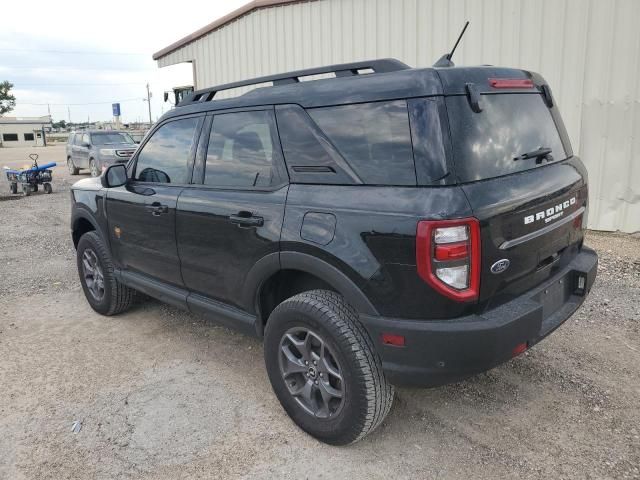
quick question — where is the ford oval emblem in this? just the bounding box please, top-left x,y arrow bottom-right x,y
490,259 -> 510,274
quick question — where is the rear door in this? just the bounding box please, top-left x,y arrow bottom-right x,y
106,114 -> 203,287
177,108 -> 288,311
444,86 -> 587,305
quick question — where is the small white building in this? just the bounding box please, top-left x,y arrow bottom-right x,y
0,116 -> 52,148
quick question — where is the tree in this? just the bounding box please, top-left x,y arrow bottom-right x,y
0,81 -> 16,116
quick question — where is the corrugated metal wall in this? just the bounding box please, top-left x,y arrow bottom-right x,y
157,0 -> 640,233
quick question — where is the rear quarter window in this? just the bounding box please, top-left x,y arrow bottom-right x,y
307,100 -> 416,186
446,93 -> 567,182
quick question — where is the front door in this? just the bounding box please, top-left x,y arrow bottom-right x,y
177,109 -> 288,310
107,115 -> 203,287
75,132 -> 91,168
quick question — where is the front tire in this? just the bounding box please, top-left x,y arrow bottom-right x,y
76,231 -> 134,315
89,158 -> 99,177
264,290 -> 394,445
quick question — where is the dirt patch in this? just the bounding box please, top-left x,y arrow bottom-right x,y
0,146 -> 638,479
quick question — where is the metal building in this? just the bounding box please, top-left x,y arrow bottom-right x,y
153,0 -> 640,233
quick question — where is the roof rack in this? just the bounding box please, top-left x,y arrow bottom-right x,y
180,58 -> 410,106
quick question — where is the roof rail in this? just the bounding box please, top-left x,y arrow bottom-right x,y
180,58 -> 410,106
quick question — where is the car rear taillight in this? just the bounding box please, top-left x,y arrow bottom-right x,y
416,218 -> 481,302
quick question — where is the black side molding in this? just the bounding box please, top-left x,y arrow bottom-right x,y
280,251 -> 379,317
120,270 -> 188,310
188,294 -> 258,337
118,270 -> 258,337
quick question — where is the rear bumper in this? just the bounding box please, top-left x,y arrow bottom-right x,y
360,247 -> 598,387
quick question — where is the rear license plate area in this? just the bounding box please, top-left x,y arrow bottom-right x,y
539,276 -> 571,317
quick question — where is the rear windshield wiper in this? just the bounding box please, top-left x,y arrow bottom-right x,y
513,147 -> 553,163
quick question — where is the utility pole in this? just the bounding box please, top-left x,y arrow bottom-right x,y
146,83 -> 152,126
47,104 -> 51,119
68,106 -> 71,124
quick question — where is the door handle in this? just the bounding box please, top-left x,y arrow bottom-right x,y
229,212 -> 264,227
146,202 -> 169,216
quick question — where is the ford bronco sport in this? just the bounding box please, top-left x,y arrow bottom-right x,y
70,58 -> 597,445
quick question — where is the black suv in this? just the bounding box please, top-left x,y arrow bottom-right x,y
70,59 -> 597,445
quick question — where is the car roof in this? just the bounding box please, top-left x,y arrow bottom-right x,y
70,130 -> 130,135
160,59 -> 543,122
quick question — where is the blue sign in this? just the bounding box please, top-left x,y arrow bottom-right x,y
112,103 -> 121,116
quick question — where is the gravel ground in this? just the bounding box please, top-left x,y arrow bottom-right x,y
0,145 -> 638,480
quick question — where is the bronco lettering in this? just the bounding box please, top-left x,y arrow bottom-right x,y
524,196 -> 576,225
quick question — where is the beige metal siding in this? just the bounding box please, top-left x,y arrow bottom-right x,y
157,0 -> 640,233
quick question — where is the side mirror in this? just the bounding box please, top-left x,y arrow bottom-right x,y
101,163 -> 128,188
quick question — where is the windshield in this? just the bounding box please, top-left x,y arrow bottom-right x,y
91,132 -> 134,145
446,93 -> 567,182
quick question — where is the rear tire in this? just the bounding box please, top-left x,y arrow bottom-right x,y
264,290 -> 394,445
77,231 -> 134,315
67,157 -> 79,175
22,184 -> 30,196
32,184 -> 38,193
10,183 -> 17,194
43,182 -> 52,194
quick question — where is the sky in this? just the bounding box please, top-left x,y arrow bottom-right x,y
0,0 -> 249,123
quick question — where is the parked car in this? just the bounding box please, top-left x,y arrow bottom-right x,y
66,130 -> 137,177
70,58 -> 597,445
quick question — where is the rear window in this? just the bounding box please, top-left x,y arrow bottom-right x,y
446,93 -> 567,182
307,100 -> 416,185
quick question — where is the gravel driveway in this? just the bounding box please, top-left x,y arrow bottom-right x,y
1,145 -> 638,479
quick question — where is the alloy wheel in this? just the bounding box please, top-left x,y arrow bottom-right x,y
278,327 -> 345,418
81,248 -> 105,301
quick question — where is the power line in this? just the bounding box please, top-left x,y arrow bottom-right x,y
15,82 -> 149,86
19,98 -> 145,106
0,48 -> 148,56
2,65 -> 154,71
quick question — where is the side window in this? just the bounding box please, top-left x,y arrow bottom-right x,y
204,110 -> 279,188
307,100 -> 416,186
407,97 -> 449,185
82,133 -> 90,145
275,104 -> 360,185
134,117 -> 199,184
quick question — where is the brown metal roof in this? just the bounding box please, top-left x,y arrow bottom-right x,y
152,0 -> 311,61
